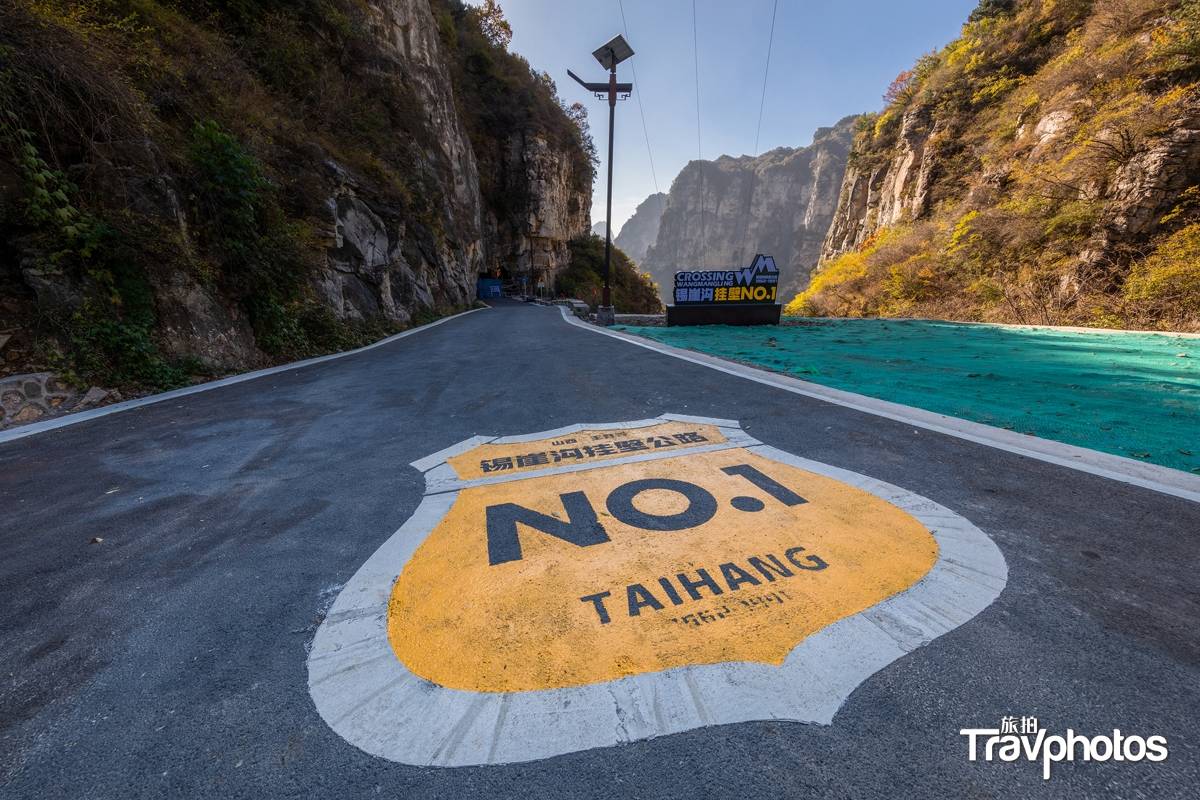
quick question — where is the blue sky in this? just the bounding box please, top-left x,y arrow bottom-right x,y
499,0 -> 978,233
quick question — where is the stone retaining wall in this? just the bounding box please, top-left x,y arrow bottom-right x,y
0,373 -> 118,430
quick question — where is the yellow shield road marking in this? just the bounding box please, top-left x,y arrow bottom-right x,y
390,447 -> 938,692
308,415 -> 1007,767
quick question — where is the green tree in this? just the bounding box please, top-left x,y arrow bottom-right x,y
474,0 -> 512,49
559,234 -> 662,314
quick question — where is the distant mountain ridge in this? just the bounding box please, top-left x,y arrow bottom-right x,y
614,193 -> 667,265
640,117 -> 857,302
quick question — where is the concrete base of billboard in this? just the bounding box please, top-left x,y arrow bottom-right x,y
666,303 -> 781,326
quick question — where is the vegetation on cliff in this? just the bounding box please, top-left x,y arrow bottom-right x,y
2,0 -> 428,387
558,235 -> 662,314
432,0 -> 596,217
0,0 -> 595,393
792,0 -> 1200,331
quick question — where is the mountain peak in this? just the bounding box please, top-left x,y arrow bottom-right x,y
640,121 -> 858,302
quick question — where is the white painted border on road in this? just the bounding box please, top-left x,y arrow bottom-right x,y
0,307 -> 487,445
307,414 -> 1008,767
557,307 -> 1200,504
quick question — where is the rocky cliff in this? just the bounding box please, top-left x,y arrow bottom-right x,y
0,0 -> 593,406
479,126 -> 592,289
641,118 -> 856,302
318,0 -> 485,328
614,192 -> 666,265
819,104 -> 942,262
805,0 -> 1200,331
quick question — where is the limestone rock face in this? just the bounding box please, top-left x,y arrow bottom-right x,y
484,133 -> 592,288
312,0 -> 484,323
615,193 -> 667,265
155,273 -> 262,369
312,3 -> 590,318
821,106 -> 942,261
821,95 -> 1200,291
364,0 -> 482,226
642,117 -> 856,302
782,4 -> 1200,328
1082,108 -> 1200,265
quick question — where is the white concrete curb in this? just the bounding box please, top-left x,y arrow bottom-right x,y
0,307 -> 487,445
556,307 -> 1200,504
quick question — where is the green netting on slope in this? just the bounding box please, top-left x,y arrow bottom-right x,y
614,319 -> 1200,474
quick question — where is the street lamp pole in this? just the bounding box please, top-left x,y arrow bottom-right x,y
569,34 -> 633,326
603,56 -> 617,318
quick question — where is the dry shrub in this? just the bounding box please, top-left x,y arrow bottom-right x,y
1124,223 -> 1200,328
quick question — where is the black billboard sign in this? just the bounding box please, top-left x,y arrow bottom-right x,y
672,254 -> 780,306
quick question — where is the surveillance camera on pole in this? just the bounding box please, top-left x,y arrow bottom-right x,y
569,34 -> 633,326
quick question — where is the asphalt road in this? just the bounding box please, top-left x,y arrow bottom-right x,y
2,301 -> 1197,799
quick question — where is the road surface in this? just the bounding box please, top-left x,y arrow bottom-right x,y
2,301 -> 1197,798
